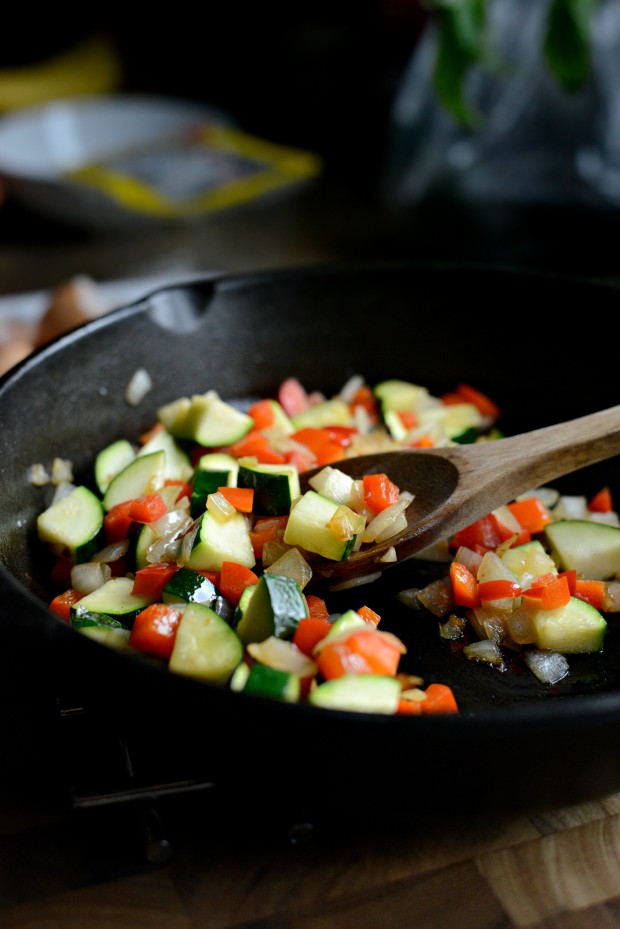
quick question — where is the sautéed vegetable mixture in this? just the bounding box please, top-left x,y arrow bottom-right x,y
33,375 -> 620,713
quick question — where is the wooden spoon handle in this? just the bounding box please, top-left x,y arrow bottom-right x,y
430,403 -> 620,535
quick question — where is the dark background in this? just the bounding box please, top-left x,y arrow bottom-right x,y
1,3 -> 620,280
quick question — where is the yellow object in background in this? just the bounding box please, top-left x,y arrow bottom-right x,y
0,35 -> 122,113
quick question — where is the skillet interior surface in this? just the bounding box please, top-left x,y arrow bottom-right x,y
1,260 -> 620,820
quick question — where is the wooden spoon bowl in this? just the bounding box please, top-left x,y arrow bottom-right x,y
303,404 -> 620,584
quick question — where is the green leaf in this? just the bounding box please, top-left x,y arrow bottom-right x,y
432,0 -> 488,127
543,0 -> 598,91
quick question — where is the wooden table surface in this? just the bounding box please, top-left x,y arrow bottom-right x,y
3,774 -> 620,929
3,181 -> 620,929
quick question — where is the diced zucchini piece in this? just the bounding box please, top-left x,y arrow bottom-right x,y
94,439 -> 136,494
240,663 -> 301,702
169,602 -> 243,683
158,391 -> 253,447
134,524 -> 156,570
237,461 -> 300,516
37,485 -> 104,563
235,573 -> 307,645
283,490 -> 357,561
291,399 -> 353,430
138,428 -> 193,482
162,567 -> 217,606
417,402 -> 483,439
545,520 -> 620,579
191,452 -> 240,518
231,583 -> 257,629
102,450 -> 166,511
308,674 -> 401,714
185,511 -> 256,572
373,379 -> 430,411
501,539 -> 558,587
532,596 -> 607,653
70,577 -> 151,629
308,465 -> 357,507
325,609 -> 367,639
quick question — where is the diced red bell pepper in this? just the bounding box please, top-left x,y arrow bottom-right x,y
49,588 -> 85,622
217,486 -> 255,513
292,617 -> 333,656
588,486 -> 613,513
362,473 -> 400,513
454,383 -> 500,419
127,493 -> 168,523
218,561 -> 259,607
305,593 -> 330,620
317,630 -> 402,680
420,683 -> 459,715
226,433 -> 286,465
247,398 -> 278,430
349,384 -> 378,417
451,513 -> 513,553
574,578 -> 606,610
103,500 -> 135,543
129,603 -> 183,660
507,497 -> 552,534
278,377 -> 310,416
132,563 -> 179,600
477,579 -> 522,602
357,604 -> 381,626
449,561 -> 480,608
249,515 -> 288,558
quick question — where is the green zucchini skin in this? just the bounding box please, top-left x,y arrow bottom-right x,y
237,462 -> 300,516
235,573 -> 307,645
70,577 -> 151,630
163,567 -> 217,606
37,485 -> 104,564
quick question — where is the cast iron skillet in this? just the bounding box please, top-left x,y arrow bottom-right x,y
2,260 -> 620,822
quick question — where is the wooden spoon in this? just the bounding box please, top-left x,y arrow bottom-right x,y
302,405 -> 620,585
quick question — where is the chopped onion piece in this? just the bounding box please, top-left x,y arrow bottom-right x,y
337,374 -> 365,404
28,463 -> 50,486
523,649 -> 569,685
328,504 -> 366,542
463,639 -> 505,668
265,547 -> 312,589
125,368 -> 152,406
590,511 -> 620,526
51,458 -> 74,485
247,637 -> 318,677
147,535 -> 182,564
439,614 -> 467,640
378,546 -> 397,563
375,511 -> 408,543
416,578 -> 453,617
552,495 -> 588,519
91,539 -> 129,563
604,581 -> 620,612
396,588 -> 423,610
517,486 -> 560,508
206,492 -> 236,522
71,561 -> 111,594
261,539 -> 294,567
362,491 -> 414,544
150,508 -> 192,540
454,545 -> 483,575
178,521 -> 199,564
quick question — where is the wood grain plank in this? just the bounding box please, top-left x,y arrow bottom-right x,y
1,871 -> 191,929
528,791 -> 620,836
476,812 -> 620,927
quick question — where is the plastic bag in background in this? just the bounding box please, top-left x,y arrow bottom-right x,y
382,0 -> 620,214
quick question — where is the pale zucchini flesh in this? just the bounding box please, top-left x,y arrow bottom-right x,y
544,519 -> 620,580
